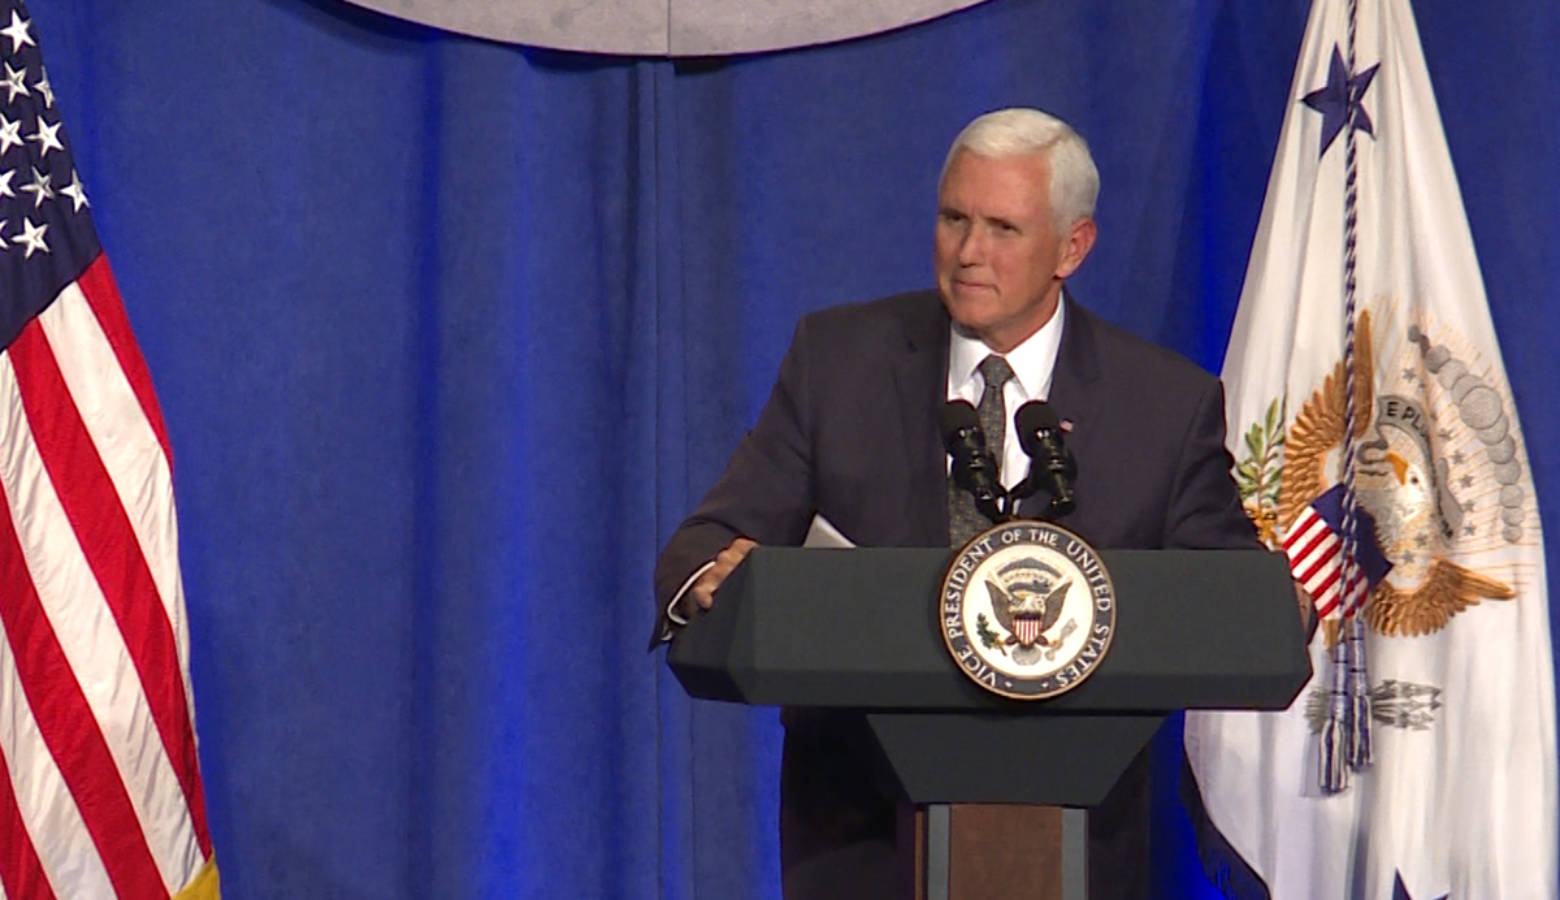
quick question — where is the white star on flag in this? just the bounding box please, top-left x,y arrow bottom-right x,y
31,70 -> 50,106
15,215 -> 46,257
59,169 -> 86,211
0,111 -> 21,154
26,116 -> 60,156
2,61 -> 26,102
18,164 -> 48,206
0,9 -> 30,53
27,115 -> 59,155
0,168 -> 14,199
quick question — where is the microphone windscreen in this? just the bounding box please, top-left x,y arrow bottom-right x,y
940,400 -> 980,445
1014,400 -> 1060,434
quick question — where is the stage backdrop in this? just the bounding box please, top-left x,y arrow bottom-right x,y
24,0 -> 1559,897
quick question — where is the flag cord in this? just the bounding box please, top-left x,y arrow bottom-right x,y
1321,0 -> 1375,794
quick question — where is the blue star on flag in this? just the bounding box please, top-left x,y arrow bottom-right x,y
1391,871 -> 1448,900
1301,45 -> 1380,157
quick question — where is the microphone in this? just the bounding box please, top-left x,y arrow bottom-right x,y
940,400 -> 1006,525
1013,401 -> 1076,517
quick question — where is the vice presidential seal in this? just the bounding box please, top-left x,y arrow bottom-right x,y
939,520 -> 1116,700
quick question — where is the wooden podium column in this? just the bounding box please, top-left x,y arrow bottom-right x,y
902,803 -> 1086,900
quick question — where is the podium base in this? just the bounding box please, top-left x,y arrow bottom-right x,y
905,803 -> 1087,899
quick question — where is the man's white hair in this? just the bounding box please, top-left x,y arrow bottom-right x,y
940,107 -> 1100,229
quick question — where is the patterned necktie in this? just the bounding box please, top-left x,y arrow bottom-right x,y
948,354 -> 1015,545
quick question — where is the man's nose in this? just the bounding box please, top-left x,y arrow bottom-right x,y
957,226 -> 986,265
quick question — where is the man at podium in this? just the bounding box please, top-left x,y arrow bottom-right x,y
653,107 -> 1262,900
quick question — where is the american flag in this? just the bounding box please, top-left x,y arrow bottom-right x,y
1282,484 -> 1391,619
0,3 -> 217,898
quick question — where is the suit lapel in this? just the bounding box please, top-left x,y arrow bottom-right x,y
1021,293 -> 1102,521
891,293 -> 951,546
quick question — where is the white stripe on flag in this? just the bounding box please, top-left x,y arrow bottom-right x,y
0,350 -> 194,895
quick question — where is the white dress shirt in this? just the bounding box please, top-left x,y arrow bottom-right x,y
945,298 -> 1065,490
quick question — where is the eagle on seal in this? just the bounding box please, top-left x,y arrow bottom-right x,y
985,576 -> 1069,648
1280,310 -> 1513,638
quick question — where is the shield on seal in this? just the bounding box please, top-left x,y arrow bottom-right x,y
1013,613 -> 1042,646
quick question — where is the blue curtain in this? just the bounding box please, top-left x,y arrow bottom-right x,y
27,0 -> 1560,896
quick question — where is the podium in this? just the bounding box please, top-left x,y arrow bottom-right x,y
667,547 -> 1310,898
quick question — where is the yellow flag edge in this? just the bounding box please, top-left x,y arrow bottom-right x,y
174,858 -> 221,900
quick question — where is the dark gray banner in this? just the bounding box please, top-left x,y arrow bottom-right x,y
339,0 -> 990,55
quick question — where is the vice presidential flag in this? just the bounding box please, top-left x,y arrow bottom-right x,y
1183,0 -> 1557,897
0,2 -> 219,898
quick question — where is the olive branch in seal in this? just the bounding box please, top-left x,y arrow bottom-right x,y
1233,398 -> 1285,547
974,614 -> 1006,655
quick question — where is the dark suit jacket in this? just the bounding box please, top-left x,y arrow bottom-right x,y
654,290 -> 1260,898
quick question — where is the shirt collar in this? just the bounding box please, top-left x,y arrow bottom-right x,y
946,294 -> 1067,402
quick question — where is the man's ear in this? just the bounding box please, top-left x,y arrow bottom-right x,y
1054,217 -> 1098,280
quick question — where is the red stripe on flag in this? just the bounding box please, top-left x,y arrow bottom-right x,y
1313,584 -> 1341,619
1290,521 -> 1332,567
1305,565 -> 1343,618
8,321 -> 211,857
0,743 -> 59,900
1281,512 -> 1320,550
1295,543 -> 1338,585
73,256 -> 173,467
1308,564 -> 1341,600
0,437 -> 166,900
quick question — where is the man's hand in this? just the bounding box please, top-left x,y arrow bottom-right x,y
687,537 -> 759,613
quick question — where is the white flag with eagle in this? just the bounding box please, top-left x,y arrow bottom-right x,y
1183,0 -> 1557,898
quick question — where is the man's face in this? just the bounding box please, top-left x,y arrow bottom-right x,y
934,150 -> 1095,352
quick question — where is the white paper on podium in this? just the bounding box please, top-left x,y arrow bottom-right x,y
802,515 -> 855,549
